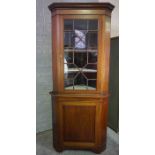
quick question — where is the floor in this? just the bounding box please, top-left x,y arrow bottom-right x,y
36,128 -> 119,155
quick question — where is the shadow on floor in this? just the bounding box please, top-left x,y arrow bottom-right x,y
36,130 -> 119,155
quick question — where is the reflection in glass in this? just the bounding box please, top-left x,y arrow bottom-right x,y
74,30 -> 86,49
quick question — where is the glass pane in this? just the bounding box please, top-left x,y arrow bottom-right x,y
74,52 -> 87,68
64,32 -> 74,49
64,64 -> 79,80
74,20 -> 87,30
64,63 -> 79,73
64,20 -> 73,30
64,79 -> 73,90
88,20 -> 98,30
83,72 -> 97,79
85,64 -> 97,71
74,73 -> 87,90
64,52 -> 73,63
88,80 -> 96,90
88,52 -> 97,63
87,49 -> 98,52
64,72 -> 78,80
87,32 -> 97,49
74,30 -> 87,49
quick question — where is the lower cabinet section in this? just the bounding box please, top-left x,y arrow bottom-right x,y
51,96 -> 108,153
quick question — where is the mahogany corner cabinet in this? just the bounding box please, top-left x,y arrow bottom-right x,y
48,3 -> 114,153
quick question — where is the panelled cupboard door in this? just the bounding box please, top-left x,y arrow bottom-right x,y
53,97 -> 108,152
62,101 -> 96,143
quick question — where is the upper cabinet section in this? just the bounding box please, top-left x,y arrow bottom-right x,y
48,3 -> 114,93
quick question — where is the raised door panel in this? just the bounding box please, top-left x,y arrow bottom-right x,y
52,96 -> 108,151
63,105 -> 96,142
59,99 -> 98,147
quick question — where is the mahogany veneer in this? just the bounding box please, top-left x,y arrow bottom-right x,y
48,3 -> 114,153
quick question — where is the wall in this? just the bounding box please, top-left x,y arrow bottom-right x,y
36,0 -> 53,133
108,37 -> 119,132
36,0 -> 119,133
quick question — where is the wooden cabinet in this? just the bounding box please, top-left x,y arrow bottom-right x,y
48,3 -> 114,153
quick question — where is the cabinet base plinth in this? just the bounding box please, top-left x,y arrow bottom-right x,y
92,144 -> 106,154
53,143 -> 63,152
53,145 -> 106,154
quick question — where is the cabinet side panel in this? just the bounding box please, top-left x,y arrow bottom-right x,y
52,96 -> 64,151
101,98 -> 109,147
52,15 -> 62,92
100,15 -> 111,93
95,97 -> 108,152
52,16 -> 57,91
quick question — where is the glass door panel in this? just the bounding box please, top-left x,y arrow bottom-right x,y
64,19 -> 98,90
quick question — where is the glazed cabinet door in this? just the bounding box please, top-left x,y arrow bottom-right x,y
61,15 -> 102,93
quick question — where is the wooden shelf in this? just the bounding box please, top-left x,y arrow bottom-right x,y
65,68 -> 97,73
65,85 -> 96,90
64,30 -> 98,32
64,49 -> 98,52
